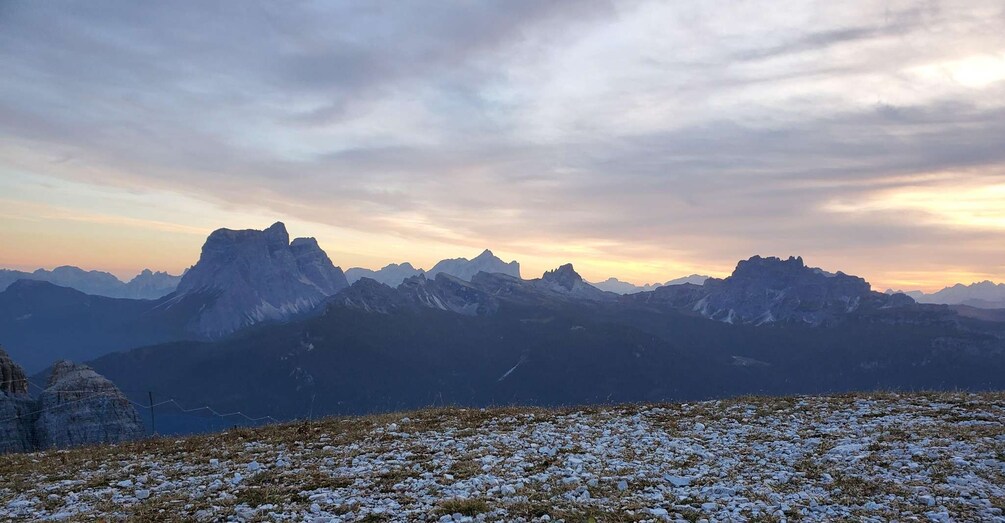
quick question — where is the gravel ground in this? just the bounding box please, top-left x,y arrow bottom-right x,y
1,392 -> 1003,522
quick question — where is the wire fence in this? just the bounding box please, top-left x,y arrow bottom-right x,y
1,380 -> 279,434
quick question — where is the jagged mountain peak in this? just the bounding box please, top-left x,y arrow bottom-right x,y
541,263 -> 582,291
734,255 -> 804,275
203,221 -> 289,249
727,255 -> 863,287
175,223 -> 348,337
289,236 -> 319,249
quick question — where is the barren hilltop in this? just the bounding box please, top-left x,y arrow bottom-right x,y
2,392 -> 1004,522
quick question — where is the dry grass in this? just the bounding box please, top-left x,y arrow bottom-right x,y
1,391 -> 1003,521
434,498 -> 490,516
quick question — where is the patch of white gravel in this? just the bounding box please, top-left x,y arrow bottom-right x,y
1,393 -> 1004,522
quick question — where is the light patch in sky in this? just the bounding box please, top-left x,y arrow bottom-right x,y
1,1 -> 1004,291
825,180 -> 1005,231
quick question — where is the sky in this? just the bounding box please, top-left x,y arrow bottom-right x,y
1,1 -> 1004,291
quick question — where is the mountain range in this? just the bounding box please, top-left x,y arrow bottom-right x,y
590,274 -> 709,294
343,250 -> 521,288
2,222 -> 1004,436
0,266 -> 181,299
81,255 -> 1005,433
345,262 -> 425,286
888,281 -> 1005,309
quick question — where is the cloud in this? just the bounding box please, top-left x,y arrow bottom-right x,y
1,0 -> 1004,288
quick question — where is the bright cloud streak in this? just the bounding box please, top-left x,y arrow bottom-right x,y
826,181 -> 1005,230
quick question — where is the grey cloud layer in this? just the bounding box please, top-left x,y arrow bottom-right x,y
1,0 -> 1004,278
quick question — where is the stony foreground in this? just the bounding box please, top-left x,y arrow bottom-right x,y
1,393 -> 1004,522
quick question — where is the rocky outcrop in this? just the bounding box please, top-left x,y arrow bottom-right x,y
33,361 -> 144,450
175,222 -> 350,337
1,347 -> 28,396
428,249 -> 521,281
535,264 -> 612,301
0,347 -> 143,454
0,346 -> 33,453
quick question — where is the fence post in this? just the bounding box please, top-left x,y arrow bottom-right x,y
148,391 -> 156,435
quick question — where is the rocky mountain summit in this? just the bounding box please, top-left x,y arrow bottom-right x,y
0,347 -> 142,453
0,266 -> 181,299
175,222 -> 349,337
428,249 -> 520,281
536,263 -> 612,300
630,256 -> 917,326
345,263 -> 425,287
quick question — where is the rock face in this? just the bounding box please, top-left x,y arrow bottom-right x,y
0,348 -> 142,453
32,361 -> 144,450
0,266 -> 180,299
1,347 -> 28,396
345,262 -> 425,287
634,256 -> 914,326
175,222 -> 349,337
0,346 -> 33,453
428,249 -> 520,282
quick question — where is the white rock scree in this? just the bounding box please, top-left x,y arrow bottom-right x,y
0,392 -> 1002,521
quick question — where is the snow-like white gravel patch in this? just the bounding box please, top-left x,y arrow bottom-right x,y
1,392 -> 1003,522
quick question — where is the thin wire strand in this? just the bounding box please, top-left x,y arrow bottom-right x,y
8,382 -> 279,426
0,391 -> 121,424
133,398 -> 278,423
